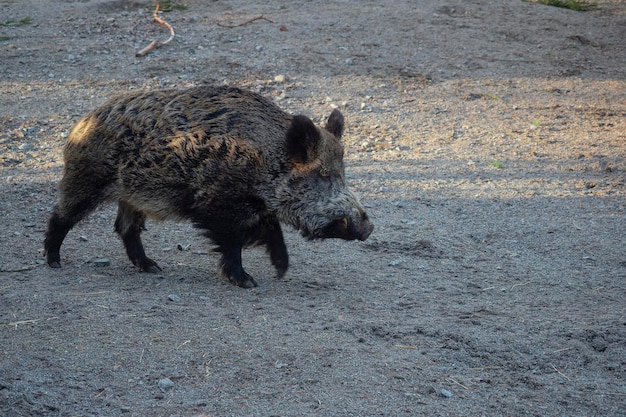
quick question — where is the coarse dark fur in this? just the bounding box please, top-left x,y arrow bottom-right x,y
44,85 -> 374,287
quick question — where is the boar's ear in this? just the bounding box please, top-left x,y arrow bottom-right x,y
286,115 -> 321,164
325,108 -> 344,138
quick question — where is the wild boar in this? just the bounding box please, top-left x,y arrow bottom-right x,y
44,85 -> 374,287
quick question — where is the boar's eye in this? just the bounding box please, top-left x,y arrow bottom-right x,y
319,170 -> 332,182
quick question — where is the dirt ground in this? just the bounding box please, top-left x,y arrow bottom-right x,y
1,0 -> 625,416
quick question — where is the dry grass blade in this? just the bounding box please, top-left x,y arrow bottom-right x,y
176,340 -> 191,349
553,347 -> 575,353
61,290 -> 108,296
6,318 -> 43,327
470,366 -> 503,371
448,378 -> 470,390
511,281 -> 533,290
551,364 -> 571,381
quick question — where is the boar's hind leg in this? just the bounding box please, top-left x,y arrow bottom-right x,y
44,175 -> 109,268
115,201 -> 161,273
45,200 -> 99,268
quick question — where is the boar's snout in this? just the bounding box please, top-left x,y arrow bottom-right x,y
318,210 -> 374,241
359,214 -> 375,240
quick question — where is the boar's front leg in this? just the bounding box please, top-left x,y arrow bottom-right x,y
242,215 -> 289,279
258,217 -> 289,279
115,201 -> 161,273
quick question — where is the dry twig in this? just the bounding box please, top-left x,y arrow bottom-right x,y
217,15 -> 274,28
136,0 -> 176,57
1,265 -> 37,272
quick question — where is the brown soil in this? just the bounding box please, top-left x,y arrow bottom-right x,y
1,1 -> 625,416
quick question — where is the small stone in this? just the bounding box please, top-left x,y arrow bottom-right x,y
440,388 -> 453,398
389,259 -> 403,266
158,378 -> 174,390
345,57 -> 354,65
256,45 -> 263,51
92,258 -> 110,267
67,54 -> 75,61
168,294 -> 181,302
177,243 -> 190,251
80,235 -> 88,242
274,74 -> 285,83
275,362 -> 288,369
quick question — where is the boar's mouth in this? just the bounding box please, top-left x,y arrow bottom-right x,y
301,215 -> 373,241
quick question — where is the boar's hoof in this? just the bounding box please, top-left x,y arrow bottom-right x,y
134,258 -> 162,273
275,266 -> 287,279
48,260 -> 62,269
230,272 -> 258,289
143,264 -> 162,274
219,256 -> 259,288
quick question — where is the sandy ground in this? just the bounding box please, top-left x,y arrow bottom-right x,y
1,0 -> 625,416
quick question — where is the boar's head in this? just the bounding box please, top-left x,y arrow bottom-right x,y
277,109 -> 374,241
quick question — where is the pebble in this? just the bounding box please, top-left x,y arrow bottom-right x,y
158,378 -> 174,390
168,294 -> 181,302
389,259 -> 403,266
92,258 -> 110,267
345,57 -> 354,65
440,388 -> 453,398
274,74 -> 285,83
